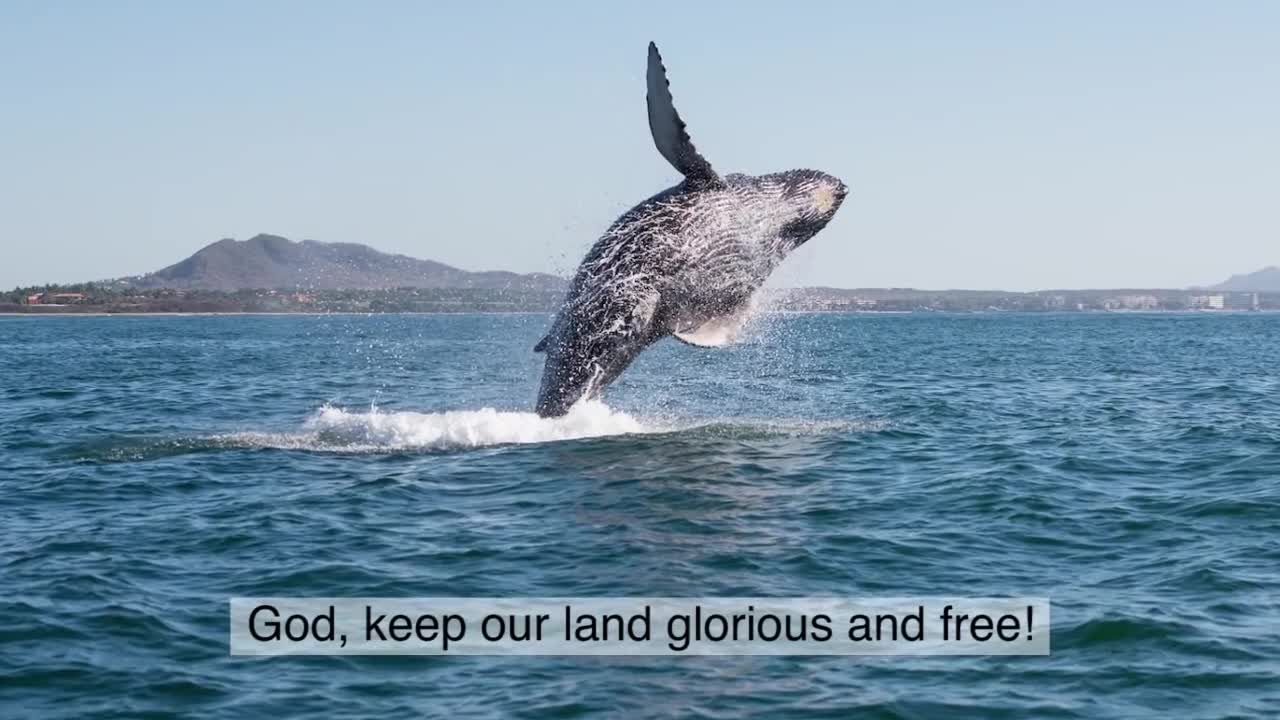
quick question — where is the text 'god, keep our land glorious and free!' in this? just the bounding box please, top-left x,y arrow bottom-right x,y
230,598 -> 1050,655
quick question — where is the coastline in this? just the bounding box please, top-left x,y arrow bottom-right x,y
4,309 -> 1277,318
0,311 -> 556,317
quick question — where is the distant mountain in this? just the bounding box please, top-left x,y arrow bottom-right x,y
1211,266 -> 1280,292
122,234 -> 567,291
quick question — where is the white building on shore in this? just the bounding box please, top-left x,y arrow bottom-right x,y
1188,294 -> 1225,310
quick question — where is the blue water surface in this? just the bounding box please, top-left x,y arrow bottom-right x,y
1,313 -> 1278,718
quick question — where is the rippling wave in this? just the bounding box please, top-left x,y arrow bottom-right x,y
2,313 -> 1278,719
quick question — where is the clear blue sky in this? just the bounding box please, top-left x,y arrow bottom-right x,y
2,1 -> 1277,290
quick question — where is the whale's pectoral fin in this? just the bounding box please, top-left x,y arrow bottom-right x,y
533,335 -> 550,353
672,305 -> 753,348
647,42 -> 720,187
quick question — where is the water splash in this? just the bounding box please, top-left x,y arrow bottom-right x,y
222,400 -> 655,453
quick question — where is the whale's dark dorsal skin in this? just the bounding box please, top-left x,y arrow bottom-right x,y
534,42 -> 848,417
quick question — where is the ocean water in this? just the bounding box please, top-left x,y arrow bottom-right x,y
2,312 -> 1278,719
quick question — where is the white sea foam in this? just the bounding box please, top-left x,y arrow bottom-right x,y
204,401 -> 886,455
217,400 -> 655,453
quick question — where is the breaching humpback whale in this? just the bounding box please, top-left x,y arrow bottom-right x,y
534,42 -> 848,417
